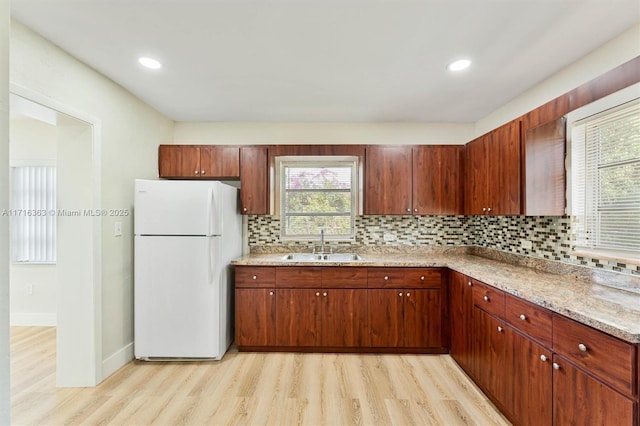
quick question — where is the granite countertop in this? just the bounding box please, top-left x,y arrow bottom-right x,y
232,250 -> 640,344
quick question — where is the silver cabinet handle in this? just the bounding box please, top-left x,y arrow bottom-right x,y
323,292 -> 327,297
399,292 -> 403,297
252,275 -> 257,280
315,292 -> 320,296
487,207 -> 492,212
201,170 -> 206,174
497,326 -> 503,332
194,170 -> 199,174
483,295 -> 489,302
406,292 -> 410,297
384,276 -> 389,280
540,355 -> 548,362
420,276 -> 425,281
268,291 -> 274,296
414,208 -> 418,212
578,343 -> 587,352
467,281 -> 472,287
406,208 -> 411,212
519,314 -> 527,320
482,207 -> 487,212
243,207 -> 248,212
552,363 -> 561,370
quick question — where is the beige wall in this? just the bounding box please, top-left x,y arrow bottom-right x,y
173,122 -> 474,146
0,0 -> 9,422
475,24 -> 640,136
10,20 -> 175,381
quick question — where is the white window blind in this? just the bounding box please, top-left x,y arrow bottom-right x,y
278,157 -> 357,239
11,166 -> 57,263
571,99 -> 640,256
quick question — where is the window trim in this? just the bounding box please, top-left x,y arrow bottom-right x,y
274,155 -> 358,241
566,82 -> 640,262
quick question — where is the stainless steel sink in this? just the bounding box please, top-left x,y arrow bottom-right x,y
323,253 -> 363,261
281,253 -> 363,262
281,253 -> 324,261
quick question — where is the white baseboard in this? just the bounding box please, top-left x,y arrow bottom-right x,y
102,342 -> 134,380
10,312 -> 57,326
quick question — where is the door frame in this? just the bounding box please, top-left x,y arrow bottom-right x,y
9,82 -> 103,386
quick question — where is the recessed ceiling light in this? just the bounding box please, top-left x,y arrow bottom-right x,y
447,59 -> 471,72
138,57 -> 162,70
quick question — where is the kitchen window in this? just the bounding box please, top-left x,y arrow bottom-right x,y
275,156 -> 358,240
569,84 -> 640,261
10,165 -> 57,263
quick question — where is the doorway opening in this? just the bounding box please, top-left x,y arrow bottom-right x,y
8,87 -> 102,392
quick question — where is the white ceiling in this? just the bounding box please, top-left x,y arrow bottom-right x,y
10,0 -> 640,123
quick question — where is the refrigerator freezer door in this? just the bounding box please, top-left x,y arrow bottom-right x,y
134,179 -> 221,236
134,235 -> 223,359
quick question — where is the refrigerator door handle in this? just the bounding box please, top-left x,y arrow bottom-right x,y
208,238 -> 214,285
206,187 -> 213,236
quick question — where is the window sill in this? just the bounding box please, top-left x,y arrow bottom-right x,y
571,248 -> 640,267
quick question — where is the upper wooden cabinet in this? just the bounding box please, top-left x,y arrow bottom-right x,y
158,145 -> 239,179
523,117 -> 566,216
365,145 -> 464,215
239,146 -> 269,215
364,146 -> 413,214
465,119 -> 521,215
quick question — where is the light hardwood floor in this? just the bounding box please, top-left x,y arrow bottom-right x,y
11,327 -> 510,426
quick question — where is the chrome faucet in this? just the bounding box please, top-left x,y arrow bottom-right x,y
320,228 -> 326,254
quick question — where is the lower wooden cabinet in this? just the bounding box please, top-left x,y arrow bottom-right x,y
235,266 -> 446,352
472,308 -> 514,417
552,354 -> 635,426
511,328 -> 553,426
456,275 -> 639,426
235,288 -> 276,347
368,289 -> 442,348
449,271 -> 475,376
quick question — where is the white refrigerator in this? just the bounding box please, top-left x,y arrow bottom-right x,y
134,179 -> 242,360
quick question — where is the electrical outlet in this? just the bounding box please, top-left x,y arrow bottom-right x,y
26,283 -> 33,296
521,239 -> 533,250
114,222 -> 122,237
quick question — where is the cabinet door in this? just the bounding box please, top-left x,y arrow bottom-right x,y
158,145 -> 183,178
404,289 -> 442,348
364,146 -> 412,215
368,289 -> 403,347
511,331 -> 552,426
275,289 -> 321,347
200,146 -> 240,179
413,145 -> 464,215
240,146 -> 269,214
524,117 -> 566,215
465,136 -> 489,214
181,145 -> 202,178
489,120 -> 521,215
449,272 -> 474,375
321,289 -> 369,347
473,308 -> 514,417
553,355 -> 635,426
158,145 -> 201,178
235,288 -> 276,347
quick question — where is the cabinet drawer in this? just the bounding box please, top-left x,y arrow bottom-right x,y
553,314 -> 636,396
367,268 -> 406,288
322,267 -> 368,288
505,294 -> 552,347
404,268 -> 442,288
235,266 -> 276,288
472,280 -> 505,319
275,267 -> 323,288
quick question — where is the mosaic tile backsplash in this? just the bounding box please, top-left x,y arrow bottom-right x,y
247,215 -> 640,277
